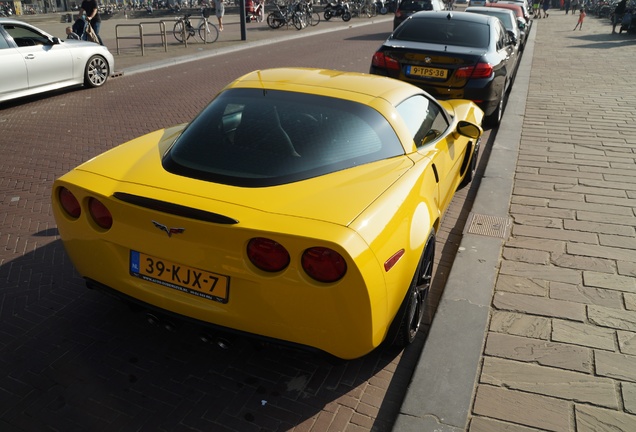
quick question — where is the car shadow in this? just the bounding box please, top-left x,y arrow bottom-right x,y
345,31 -> 393,42
0,236 -> 425,431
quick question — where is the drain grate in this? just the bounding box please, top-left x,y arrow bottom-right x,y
464,213 -> 511,239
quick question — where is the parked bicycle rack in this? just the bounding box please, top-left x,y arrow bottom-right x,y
115,21 -> 168,56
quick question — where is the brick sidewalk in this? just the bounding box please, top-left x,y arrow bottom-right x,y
468,11 -> 636,432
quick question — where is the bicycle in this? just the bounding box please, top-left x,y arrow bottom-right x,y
173,8 -> 219,44
302,0 -> 321,26
267,1 -> 306,30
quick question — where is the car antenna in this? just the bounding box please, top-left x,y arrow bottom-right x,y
447,12 -> 452,19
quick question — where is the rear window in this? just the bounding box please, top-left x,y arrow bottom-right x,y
469,10 -> 514,28
394,18 -> 490,48
398,0 -> 434,11
163,88 -> 404,187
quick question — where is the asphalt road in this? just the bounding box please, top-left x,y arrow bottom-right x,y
0,16 -> 493,432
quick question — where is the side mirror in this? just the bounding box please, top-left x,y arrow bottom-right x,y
507,30 -> 517,46
456,120 -> 482,140
50,36 -> 61,45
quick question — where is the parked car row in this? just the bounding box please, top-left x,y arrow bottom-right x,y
371,10 -> 524,126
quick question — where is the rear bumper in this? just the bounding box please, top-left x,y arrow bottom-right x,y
369,67 -> 503,116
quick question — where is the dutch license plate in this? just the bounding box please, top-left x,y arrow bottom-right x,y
130,251 -> 229,303
408,66 -> 448,79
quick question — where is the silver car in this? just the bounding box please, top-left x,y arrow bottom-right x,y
0,18 -> 115,103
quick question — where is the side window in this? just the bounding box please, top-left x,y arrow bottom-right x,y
495,25 -> 503,50
4,24 -> 49,47
396,95 -> 450,148
0,34 -> 10,50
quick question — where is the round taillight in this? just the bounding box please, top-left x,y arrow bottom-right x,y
302,247 -> 347,283
247,238 -> 290,272
88,198 -> 113,230
59,187 -> 81,219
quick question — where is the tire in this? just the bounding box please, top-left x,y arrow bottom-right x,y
198,21 -> 219,43
292,13 -> 304,30
342,11 -> 352,21
84,55 -> 110,88
324,10 -> 332,20
173,21 -> 185,42
267,12 -> 282,28
484,94 -> 504,128
392,231 -> 435,348
309,11 -> 320,26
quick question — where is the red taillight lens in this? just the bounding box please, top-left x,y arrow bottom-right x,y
372,52 -> 400,70
88,198 -> 113,230
456,63 -> 493,79
247,238 -> 290,272
302,247 -> 347,283
59,187 -> 81,219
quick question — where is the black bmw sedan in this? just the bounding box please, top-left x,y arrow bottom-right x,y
370,11 -> 518,126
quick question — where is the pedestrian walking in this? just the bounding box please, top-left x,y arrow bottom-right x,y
573,7 -> 586,29
214,0 -> 225,31
80,0 -> 103,45
533,0 -> 540,17
571,0 -> 579,13
541,0 -> 550,17
612,0 -> 627,33
564,0 -> 571,14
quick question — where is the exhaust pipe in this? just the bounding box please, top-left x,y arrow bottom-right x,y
215,337 -> 232,350
199,332 -> 233,350
145,313 -> 160,326
162,320 -> 177,332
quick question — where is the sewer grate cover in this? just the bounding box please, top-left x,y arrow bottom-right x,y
464,213 -> 511,239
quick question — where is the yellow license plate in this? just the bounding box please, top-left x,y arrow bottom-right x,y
130,251 -> 229,303
408,66 -> 448,79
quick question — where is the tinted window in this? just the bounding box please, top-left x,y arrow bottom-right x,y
396,95 -> 450,148
164,89 -> 405,187
394,19 -> 490,48
399,0 -> 434,11
0,28 -> 10,49
3,24 -> 49,47
469,10 -> 514,29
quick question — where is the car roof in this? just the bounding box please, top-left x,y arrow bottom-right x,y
0,18 -> 50,33
490,2 -> 522,10
409,10 -> 495,24
228,68 -> 423,107
0,18 -> 32,25
466,6 -> 515,14
465,7 -> 516,26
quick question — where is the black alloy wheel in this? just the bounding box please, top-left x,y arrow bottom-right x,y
393,231 -> 435,347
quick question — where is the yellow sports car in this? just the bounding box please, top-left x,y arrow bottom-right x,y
52,68 -> 483,359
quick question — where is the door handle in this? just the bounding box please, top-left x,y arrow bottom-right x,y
25,54 -> 35,60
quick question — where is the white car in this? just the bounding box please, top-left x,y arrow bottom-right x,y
0,18 -> 115,103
